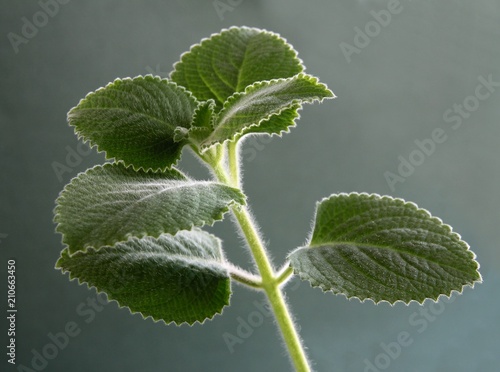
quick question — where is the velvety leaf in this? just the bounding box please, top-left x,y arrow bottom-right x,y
56,229 -> 231,325
174,100 -> 216,146
288,193 -> 481,304
201,74 -> 334,148
68,75 -> 198,171
54,163 -> 245,254
240,104 -> 302,137
170,26 -> 304,108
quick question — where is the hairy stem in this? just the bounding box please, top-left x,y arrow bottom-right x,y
232,207 -> 310,371
265,282 -> 310,371
208,154 -> 311,372
276,263 -> 294,286
227,140 -> 240,188
228,264 -> 262,289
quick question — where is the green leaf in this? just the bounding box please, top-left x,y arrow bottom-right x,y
173,100 -> 216,146
170,26 -> 304,108
54,163 -> 245,254
240,104 -> 302,137
56,229 -> 231,325
288,193 -> 481,304
68,75 -> 198,171
201,74 -> 334,148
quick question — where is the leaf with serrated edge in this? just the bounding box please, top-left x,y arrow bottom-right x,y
68,75 -> 198,171
240,104 -> 302,137
170,26 -> 304,108
56,229 -> 231,325
54,163 -> 245,254
288,193 -> 481,304
174,100 -> 216,146
190,100 -> 216,129
201,74 -> 334,148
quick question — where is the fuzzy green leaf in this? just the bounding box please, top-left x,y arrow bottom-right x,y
68,75 -> 198,171
240,104 -> 302,137
288,193 -> 481,304
54,163 -> 245,254
201,74 -> 334,148
170,26 -> 304,108
174,100 -> 216,146
56,229 -> 231,325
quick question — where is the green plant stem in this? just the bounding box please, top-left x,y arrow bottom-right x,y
228,264 -> 262,289
265,282 -> 310,371
231,207 -> 310,372
208,155 -> 311,372
227,140 -> 240,187
276,263 -> 294,286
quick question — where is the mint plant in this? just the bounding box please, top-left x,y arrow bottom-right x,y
54,27 -> 481,371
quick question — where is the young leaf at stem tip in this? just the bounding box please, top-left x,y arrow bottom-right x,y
170,27 -> 335,151
288,193 -> 481,304
173,100 -> 216,147
56,229 -> 231,325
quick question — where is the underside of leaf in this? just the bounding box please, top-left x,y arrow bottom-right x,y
54,163 -> 245,254
201,74 -> 334,149
240,104 -> 302,137
56,229 -> 231,325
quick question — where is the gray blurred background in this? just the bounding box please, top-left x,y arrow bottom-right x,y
1,1 -> 499,371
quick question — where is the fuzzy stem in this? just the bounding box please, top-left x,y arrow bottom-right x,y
227,140 -> 240,188
228,264 -> 263,289
231,206 -> 310,371
208,156 -> 311,372
276,263 -> 294,286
